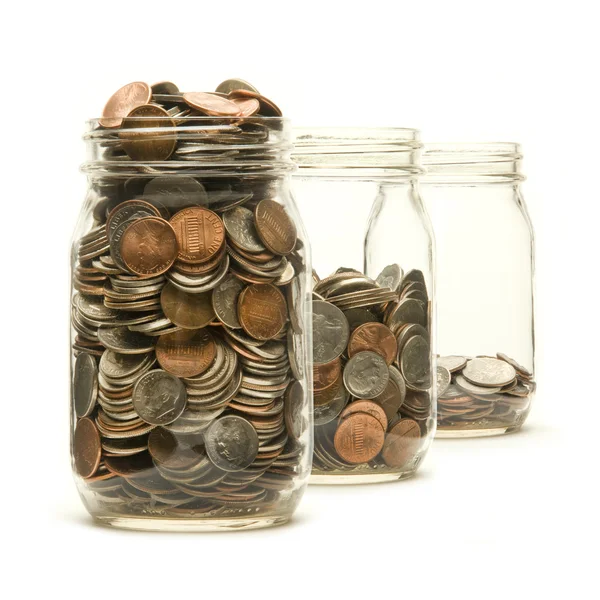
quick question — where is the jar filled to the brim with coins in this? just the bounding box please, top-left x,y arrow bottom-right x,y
292,128 -> 436,483
421,143 -> 535,437
70,79 -> 313,531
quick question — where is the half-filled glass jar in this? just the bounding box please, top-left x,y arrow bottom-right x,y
421,143 -> 535,437
293,128 -> 436,483
70,82 -> 313,530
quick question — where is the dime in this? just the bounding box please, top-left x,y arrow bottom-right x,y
400,335 -> 431,387
120,217 -> 178,277
340,400 -> 388,432
381,419 -> 421,468
348,322 -> 397,365
73,353 -> 98,418
437,355 -> 468,372
284,381 -> 306,441
132,369 -> 187,425
312,300 -> 349,364
334,412 -> 385,464
212,275 -> 245,328
462,357 -> 517,387
169,207 -> 225,264
254,200 -> 297,256
343,351 -> 389,399
156,329 -> 216,378
223,206 -> 266,253
100,81 -> 151,128
160,282 -> 215,329
120,104 -> 177,161
205,415 -> 259,471
436,366 -> 452,397
376,264 -> 403,291
497,352 -> 533,377
238,284 -> 287,341
73,417 -> 102,478
182,92 -> 241,116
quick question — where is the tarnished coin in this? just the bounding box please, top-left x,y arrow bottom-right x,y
400,335 -> 431,387
216,78 -> 260,94
182,91 -> 241,116
120,217 -> 178,277
312,300 -> 349,364
205,415 -> 259,471
374,365 -> 406,421
73,353 -> 98,418
340,400 -> 388,432
169,207 -> 225,264
156,329 -> 216,378
387,298 -> 426,329
254,200 -> 297,256
343,308 -> 378,331
97,327 -> 155,354
148,427 -> 202,470
238,284 -> 287,341
223,206 -> 266,253
436,366 -> 452,397
348,322 -> 397,366
212,275 -> 245,328
376,264 -> 403,291
144,176 -> 208,211
314,386 -> 349,426
437,355 -> 468,373
160,282 -> 215,329
462,357 -> 517,387
151,81 -> 180,95
334,412 -> 385,464
313,358 -> 342,392
343,351 -> 389,399
120,104 -> 177,161
284,381 -> 306,441
73,418 -> 102,478
100,81 -> 151,128
132,369 -> 187,425
381,418 -> 421,468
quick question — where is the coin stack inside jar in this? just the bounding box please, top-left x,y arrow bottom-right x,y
310,265 -> 433,478
436,354 -> 535,433
71,80 -> 310,518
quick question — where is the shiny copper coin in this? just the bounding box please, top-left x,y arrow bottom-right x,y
254,200 -> 296,256
229,89 -> 283,117
73,417 -> 102,478
238,284 -> 287,341
182,92 -> 242,116
169,207 -> 225,264
230,96 -> 260,117
339,400 -> 388,432
313,358 -> 342,392
119,217 -> 178,277
100,81 -> 151,128
381,418 -> 421,468
156,329 -> 216,378
119,104 -> 177,161
333,412 -> 385,464
348,322 -> 397,365
160,282 -> 215,329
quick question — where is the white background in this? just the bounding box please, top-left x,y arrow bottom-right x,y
2,1 -> 598,598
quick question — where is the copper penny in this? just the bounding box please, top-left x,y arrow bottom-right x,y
229,89 -> 283,117
314,374 -> 343,407
119,217 -> 178,277
100,81 -> 151,128
254,200 -> 297,256
333,412 -> 385,464
155,328 -> 216,378
381,418 -> 421,468
339,400 -> 388,432
348,322 -> 397,366
160,282 -> 215,329
230,96 -> 260,117
313,358 -> 342,392
119,104 -> 177,161
169,207 -> 225,264
238,284 -> 287,341
182,92 -> 242,116
73,417 -> 102,478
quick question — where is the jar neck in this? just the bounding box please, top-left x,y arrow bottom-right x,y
292,127 -> 422,182
422,143 -> 524,184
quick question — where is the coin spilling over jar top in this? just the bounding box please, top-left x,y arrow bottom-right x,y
71,79 -> 310,516
436,354 -> 535,431
310,265 -> 433,475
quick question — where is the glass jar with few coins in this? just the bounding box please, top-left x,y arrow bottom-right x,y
421,143 -> 535,437
70,80 -> 313,531
292,128 -> 436,483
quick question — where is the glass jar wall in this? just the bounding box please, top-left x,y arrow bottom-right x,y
293,128 -> 436,484
71,114 -> 313,531
421,143 -> 535,437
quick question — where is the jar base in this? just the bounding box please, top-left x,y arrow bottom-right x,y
436,423 -> 524,438
309,469 -> 416,485
93,514 -> 291,532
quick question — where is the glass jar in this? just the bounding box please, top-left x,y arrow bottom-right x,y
292,128 -> 436,483
421,143 -> 535,437
71,114 -> 313,531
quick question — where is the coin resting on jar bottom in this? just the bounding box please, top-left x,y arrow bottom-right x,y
381,418 -> 421,468
334,412 -> 385,464
238,283 -> 287,341
155,329 -> 216,378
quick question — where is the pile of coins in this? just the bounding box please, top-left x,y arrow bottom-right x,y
71,80 -> 309,517
437,354 -> 535,431
310,265 -> 433,474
